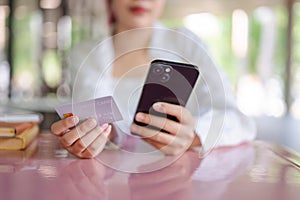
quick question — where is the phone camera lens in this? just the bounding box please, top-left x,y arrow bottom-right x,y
160,73 -> 170,83
153,65 -> 164,75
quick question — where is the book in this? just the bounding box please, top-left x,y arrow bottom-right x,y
0,122 -> 36,138
0,106 -> 43,123
0,125 -> 39,150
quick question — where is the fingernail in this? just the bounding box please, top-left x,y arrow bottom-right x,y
153,102 -> 163,111
136,113 -> 145,121
87,118 -> 97,128
68,116 -> 79,124
101,123 -> 109,129
130,125 -> 137,133
104,125 -> 111,137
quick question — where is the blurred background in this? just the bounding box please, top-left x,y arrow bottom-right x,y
0,0 -> 299,152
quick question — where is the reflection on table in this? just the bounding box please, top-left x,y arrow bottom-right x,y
0,133 -> 299,200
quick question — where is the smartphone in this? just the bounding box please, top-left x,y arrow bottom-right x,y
133,59 -> 199,131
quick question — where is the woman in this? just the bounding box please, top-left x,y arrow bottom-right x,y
51,0 -> 256,158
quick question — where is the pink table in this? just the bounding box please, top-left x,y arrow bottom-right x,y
0,133 -> 299,200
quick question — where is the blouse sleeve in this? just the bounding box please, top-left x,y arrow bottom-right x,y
178,28 -> 256,152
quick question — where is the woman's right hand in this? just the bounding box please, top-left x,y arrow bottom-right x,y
50,116 -> 111,158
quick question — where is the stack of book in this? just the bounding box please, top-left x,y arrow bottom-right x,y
0,106 -> 43,150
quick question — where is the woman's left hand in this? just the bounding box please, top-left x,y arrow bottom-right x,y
130,102 -> 201,155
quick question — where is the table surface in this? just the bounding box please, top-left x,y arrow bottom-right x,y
0,133 -> 299,200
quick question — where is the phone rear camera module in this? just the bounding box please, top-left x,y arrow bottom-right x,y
165,68 -> 171,73
152,64 -> 164,75
160,73 -> 170,83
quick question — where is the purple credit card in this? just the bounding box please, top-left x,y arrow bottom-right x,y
55,96 -> 123,125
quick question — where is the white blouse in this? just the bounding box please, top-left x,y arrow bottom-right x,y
66,22 -> 256,152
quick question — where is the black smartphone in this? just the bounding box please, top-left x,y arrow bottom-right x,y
133,59 -> 199,131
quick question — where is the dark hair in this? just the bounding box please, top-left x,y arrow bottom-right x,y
106,0 -> 116,25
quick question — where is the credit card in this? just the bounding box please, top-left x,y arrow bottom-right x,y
55,96 -> 123,125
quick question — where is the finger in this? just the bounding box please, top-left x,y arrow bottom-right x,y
81,125 -> 112,158
132,122 -> 193,150
131,124 -> 175,145
51,116 -> 79,136
135,112 -> 181,134
135,113 -> 195,141
143,138 -> 166,149
68,124 -> 109,155
60,118 -> 97,147
144,137 -> 189,156
152,102 -> 194,124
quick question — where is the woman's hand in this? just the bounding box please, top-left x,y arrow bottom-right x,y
130,102 -> 201,155
50,116 -> 111,158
